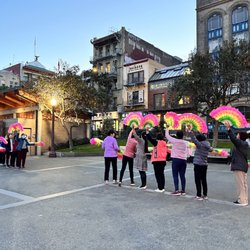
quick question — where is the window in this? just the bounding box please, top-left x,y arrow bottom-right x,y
232,6 -> 249,42
154,94 -> 165,110
106,45 -> 110,56
99,63 -> 104,72
98,47 -> 103,57
127,70 -> 144,85
106,62 -> 111,73
128,91 -> 142,105
237,106 -> 250,119
132,91 -> 139,105
208,13 -> 223,54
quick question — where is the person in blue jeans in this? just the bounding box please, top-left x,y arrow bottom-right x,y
165,126 -> 189,195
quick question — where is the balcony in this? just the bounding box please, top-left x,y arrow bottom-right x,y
124,78 -> 145,87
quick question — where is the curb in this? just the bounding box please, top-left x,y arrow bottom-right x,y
43,152 -> 103,157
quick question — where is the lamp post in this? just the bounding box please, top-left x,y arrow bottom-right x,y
49,98 -> 57,157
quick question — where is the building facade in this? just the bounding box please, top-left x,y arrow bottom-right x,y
197,0 -> 250,120
197,0 -> 250,53
123,58 -> 165,113
0,88 -> 92,155
0,70 -> 20,88
3,56 -> 54,84
90,27 -> 182,114
148,62 -> 192,118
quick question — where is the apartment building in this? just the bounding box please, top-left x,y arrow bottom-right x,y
90,27 -> 182,114
196,0 -> 250,120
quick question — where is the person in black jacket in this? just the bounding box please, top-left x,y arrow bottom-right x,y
224,121 -> 249,206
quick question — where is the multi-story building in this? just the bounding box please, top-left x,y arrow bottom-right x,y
123,58 -> 165,113
196,0 -> 250,120
0,69 -> 20,88
197,0 -> 250,53
3,56 -> 54,84
90,27 -> 182,114
148,62 -> 191,119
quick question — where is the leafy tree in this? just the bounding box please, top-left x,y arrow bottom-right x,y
102,118 -> 114,137
27,64 -> 96,150
169,40 -> 250,146
83,70 -> 115,113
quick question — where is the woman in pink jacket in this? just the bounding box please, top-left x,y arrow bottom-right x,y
165,126 -> 189,196
118,128 -> 138,186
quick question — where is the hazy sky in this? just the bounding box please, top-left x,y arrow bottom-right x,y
0,0 -> 196,71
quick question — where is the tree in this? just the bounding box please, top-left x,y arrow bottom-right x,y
28,65 -> 96,150
102,118 -> 114,137
169,40 -> 250,146
83,70 -> 115,113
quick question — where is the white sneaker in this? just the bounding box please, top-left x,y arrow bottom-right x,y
195,196 -> 203,201
155,189 -> 165,193
130,182 -> 135,186
113,180 -> 118,184
105,180 -> 109,184
139,186 -> 147,190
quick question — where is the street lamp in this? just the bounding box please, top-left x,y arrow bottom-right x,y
49,98 -> 57,157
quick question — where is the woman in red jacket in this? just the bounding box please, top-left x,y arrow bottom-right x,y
146,127 -> 168,192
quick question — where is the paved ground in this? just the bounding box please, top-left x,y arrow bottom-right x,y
0,156 -> 250,250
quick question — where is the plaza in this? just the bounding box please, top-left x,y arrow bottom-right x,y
0,156 -> 249,250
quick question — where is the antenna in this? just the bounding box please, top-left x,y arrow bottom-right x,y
34,36 -> 37,59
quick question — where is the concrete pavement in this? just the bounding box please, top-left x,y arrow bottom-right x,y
0,156 -> 249,250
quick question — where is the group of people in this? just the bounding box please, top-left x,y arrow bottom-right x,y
101,123 -> 250,206
0,132 -> 35,169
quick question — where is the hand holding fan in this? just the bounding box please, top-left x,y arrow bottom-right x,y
210,106 -> 248,128
123,112 -> 143,128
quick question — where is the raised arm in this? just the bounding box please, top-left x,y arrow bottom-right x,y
145,127 -> 157,146
165,127 -> 179,144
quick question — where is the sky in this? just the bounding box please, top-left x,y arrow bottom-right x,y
0,0 -> 196,72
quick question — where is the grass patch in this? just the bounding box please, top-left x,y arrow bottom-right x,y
59,138 -> 233,153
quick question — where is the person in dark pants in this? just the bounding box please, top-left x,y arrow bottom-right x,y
146,127 -> 168,192
165,126 -> 189,196
16,133 -> 35,169
5,133 -> 16,167
118,129 -> 137,186
0,138 -> 6,166
102,129 -> 120,184
186,125 -> 213,200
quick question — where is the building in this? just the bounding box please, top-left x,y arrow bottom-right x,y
90,27 -> 182,114
196,0 -> 250,120
123,58 -> 165,113
0,88 -> 92,155
3,56 -> 54,84
0,69 -> 20,88
197,0 -> 250,53
148,62 -> 192,118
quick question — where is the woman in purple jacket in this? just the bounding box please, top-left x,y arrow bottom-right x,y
102,129 -> 120,184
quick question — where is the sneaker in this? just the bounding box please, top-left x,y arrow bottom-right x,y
195,196 -> 203,201
105,180 -> 109,184
118,182 -> 122,187
233,201 -> 248,206
180,191 -> 186,196
203,196 -> 208,200
113,180 -> 118,184
139,186 -> 147,190
171,191 -> 181,196
155,189 -> 165,193
130,182 -> 135,186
